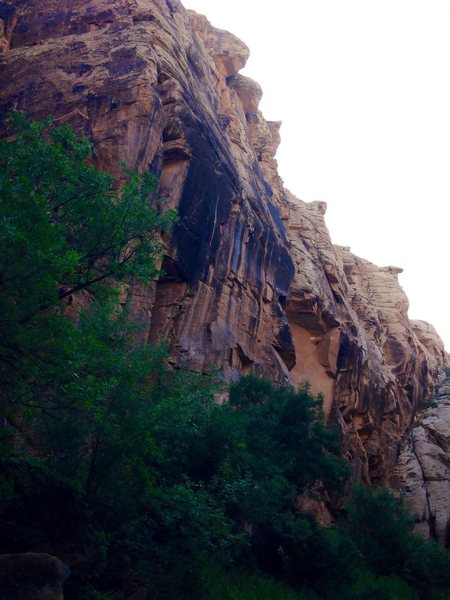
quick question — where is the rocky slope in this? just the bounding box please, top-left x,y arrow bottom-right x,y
0,0 -> 447,483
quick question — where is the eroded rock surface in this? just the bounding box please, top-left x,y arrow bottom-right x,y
284,194 -> 448,481
390,373 -> 450,545
0,0 -> 446,481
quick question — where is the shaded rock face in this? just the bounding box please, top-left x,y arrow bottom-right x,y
0,0 -> 446,481
0,553 -> 70,600
390,372 -> 450,545
0,0 -> 294,380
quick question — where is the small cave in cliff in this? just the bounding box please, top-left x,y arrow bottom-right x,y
278,293 -> 287,307
230,344 -> 253,375
286,309 -> 341,418
148,256 -> 188,344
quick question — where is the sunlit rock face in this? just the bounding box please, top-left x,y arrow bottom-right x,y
0,0 -> 446,481
284,196 -> 447,481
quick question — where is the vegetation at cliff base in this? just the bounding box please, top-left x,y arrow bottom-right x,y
1,118 -> 450,600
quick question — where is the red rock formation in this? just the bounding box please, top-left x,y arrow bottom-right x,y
0,0 -> 446,482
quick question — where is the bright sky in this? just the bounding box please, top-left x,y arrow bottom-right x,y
185,1 -> 450,350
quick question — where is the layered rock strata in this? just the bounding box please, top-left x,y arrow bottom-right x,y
390,371 -> 450,545
0,0 -> 446,482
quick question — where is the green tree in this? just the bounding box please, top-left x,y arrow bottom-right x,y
0,114 -> 174,433
342,485 -> 450,598
0,115 -> 175,597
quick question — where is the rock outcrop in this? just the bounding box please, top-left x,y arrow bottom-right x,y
390,371 -> 450,545
0,553 -> 70,600
0,0 -> 446,482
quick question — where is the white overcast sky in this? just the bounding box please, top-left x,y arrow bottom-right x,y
185,1 -> 450,350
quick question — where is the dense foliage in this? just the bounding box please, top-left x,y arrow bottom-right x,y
1,118 -> 450,600
0,114 -> 174,449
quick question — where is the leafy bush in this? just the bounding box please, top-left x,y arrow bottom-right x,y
198,564 -> 314,600
341,485 -> 450,598
419,398 -> 439,410
335,572 -> 417,600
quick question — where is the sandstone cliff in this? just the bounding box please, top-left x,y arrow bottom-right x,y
0,0 -> 446,483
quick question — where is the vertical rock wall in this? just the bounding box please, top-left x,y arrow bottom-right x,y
390,369 -> 450,546
0,0 -> 446,481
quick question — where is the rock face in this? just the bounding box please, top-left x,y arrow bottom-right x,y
284,194 -> 448,481
0,0 -> 446,482
390,372 -> 450,545
0,553 -> 70,600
